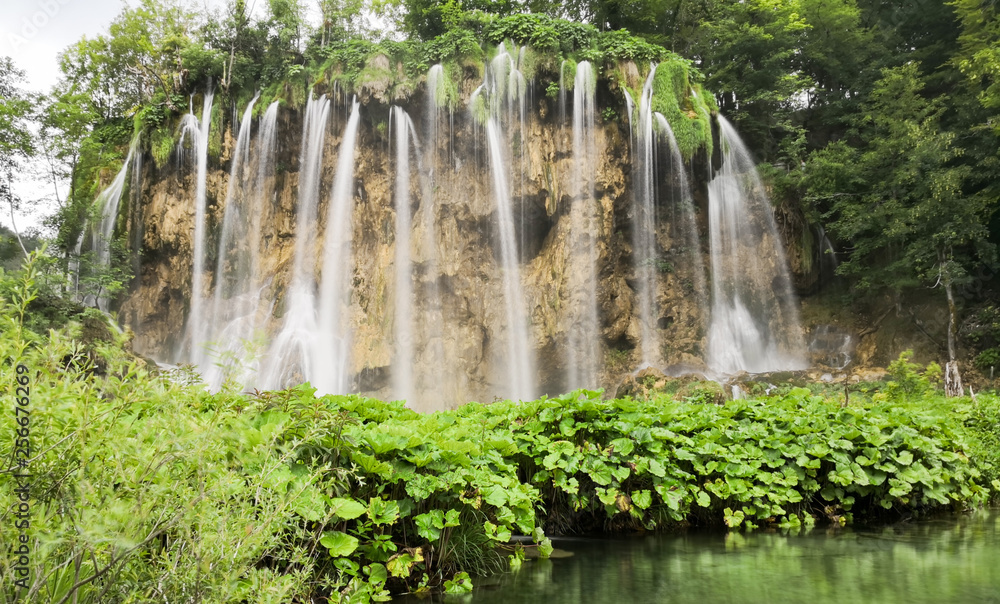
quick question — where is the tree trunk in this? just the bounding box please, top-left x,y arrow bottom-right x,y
7,194 -> 28,257
942,261 -> 963,397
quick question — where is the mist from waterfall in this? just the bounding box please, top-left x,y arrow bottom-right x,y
706,115 -> 806,374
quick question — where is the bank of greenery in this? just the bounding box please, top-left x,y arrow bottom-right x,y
1,256 -> 998,603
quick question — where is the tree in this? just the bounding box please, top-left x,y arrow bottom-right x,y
0,57 -> 37,256
809,63 -> 996,394
684,0 -> 812,159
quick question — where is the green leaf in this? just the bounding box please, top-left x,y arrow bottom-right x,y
415,511 -> 444,542
329,497 -> 367,520
695,490 -> 711,508
538,537 -> 554,559
387,550 -> 423,578
366,563 -> 388,584
444,571 -> 473,594
367,498 -> 401,526
290,484 -> 326,522
631,490 -> 652,509
320,531 -> 359,557
588,462 -> 613,486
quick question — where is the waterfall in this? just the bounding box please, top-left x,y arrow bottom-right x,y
69,228 -> 84,301
564,60 -> 601,390
128,142 -> 144,280
196,94 -> 257,380
86,135 -> 139,310
260,93 -> 330,389
706,115 -> 806,374
486,118 -> 535,401
416,64 -> 449,409
391,105 -> 417,402
201,96 -> 280,389
654,113 -> 709,331
632,67 -> 659,367
314,98 -> 361,395
477,43 -> 536,401
182,90 -> 214,360
128,65 -> 817,407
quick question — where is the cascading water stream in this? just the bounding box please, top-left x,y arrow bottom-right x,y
260,93 -> 330,389
196,94 -> 258,381
564,61 -> 601,390
632,67 -> 659,367
201,96 -> 280,389
654,113 -> 709,325
706,115 -> 806,374
314,98 -> 361,395
485,118 -> 535,401
182,90 -> 214,360
391,105 -> 417,402
414,65 -> 449,409
477,43 -> 536,401
87,135 -> 139,309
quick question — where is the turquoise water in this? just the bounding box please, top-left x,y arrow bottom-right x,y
402,509 -> 1000,603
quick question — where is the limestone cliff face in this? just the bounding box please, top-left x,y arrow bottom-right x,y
120,71 -> 715,408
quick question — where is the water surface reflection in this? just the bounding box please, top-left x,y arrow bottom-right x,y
399,509 -> 1000,603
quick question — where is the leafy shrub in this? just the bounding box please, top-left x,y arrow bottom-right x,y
879,350 -> 942,401
975,347 -> 1000,371
597,29 -> 668,63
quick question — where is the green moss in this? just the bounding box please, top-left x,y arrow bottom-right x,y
561,59 -> 577,91
470,91 -> 488,126
207,100 -> 223,159
649,59 -> 713,159
800,225 -> 815,275
515,45 -> 540,82
149,125 -> 173,169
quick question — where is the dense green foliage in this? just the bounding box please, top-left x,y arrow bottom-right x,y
1,256 -> 998,602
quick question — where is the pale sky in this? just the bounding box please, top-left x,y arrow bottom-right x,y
0,0 -> 282,233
